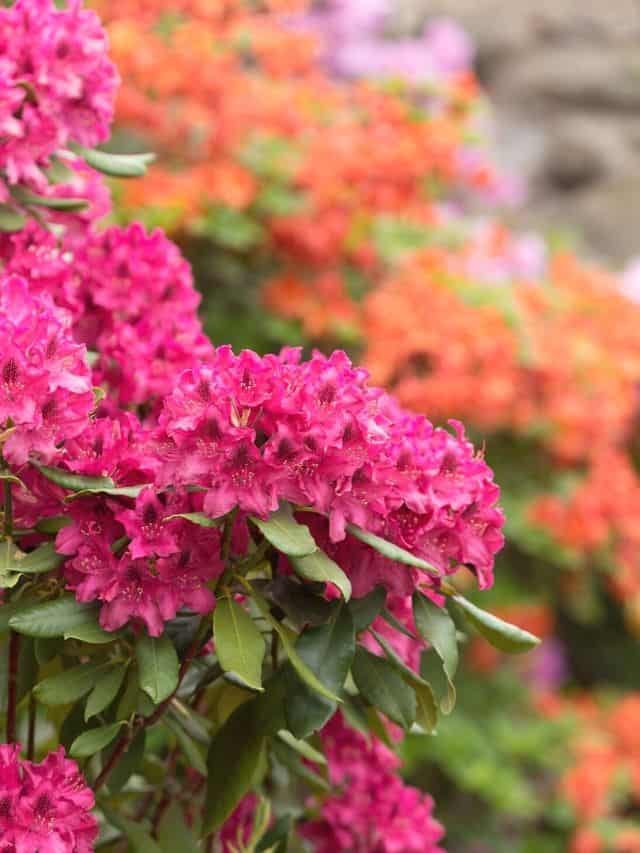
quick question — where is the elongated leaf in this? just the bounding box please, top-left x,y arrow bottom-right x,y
251,503 -> 316,557
14,542 -> 64,575
157,802 -> 199,853
251,591 -> 340,703
285,607 -> 355,738
203,700 -> 268,833
272,738 -> 330,793
105,729 -> 146,793
413,680 -> 438,733
370,630 -> 429,688
35,516 -> 70,534
267,577 -> 337,628
292,549 -> 351,601
348,586 -> 386,632
257,815 -> 293,853
70,722 -> 122,758
66,484 -> 149,501
36,465 -> 114,492
34,663 -> 105,705
214,597 -> 265,691
165,512 -> 221,528
64,621 -> 118,644
347,524 -> 440,576
277,730 -> 326,765
351,646 -> 416,729
452,594 -> 541,653
11,188 -> 88,211
9,596 -> 100,638
85,665 -> 127,720
71,144 -> 156,178
0,205 -> 26,232
164,717 -> 207,776
136,634 -> 179,704
412,592 -> 457,713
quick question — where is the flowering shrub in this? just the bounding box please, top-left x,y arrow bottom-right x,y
0,1 -> 542,850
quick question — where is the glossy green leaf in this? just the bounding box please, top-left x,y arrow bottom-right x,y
165,512 -> 221,527
214,596 -> 265,691
272,738 -> 330,793
36,465 -> 115,492
452,594 -> 541,653
412,592 -> 458,713
13,542 -> 64,574
292,549 -> 351,601
71,144 -> 156,178
35,516 -> 70,535
11,187 -> 88,211
85,665 -> 127,720
266,577 -> 337,628
9,596 -> 101,638
351,645 -> 416,729
64,621 -> 119,645
347,524 -> 440,576
413,680 -> 438,733
250,503 -> 316,557
348,585 -> 386,633
136,634 -> 179,704
66,484 -> 148,501
70,721 -> 123,758
285,607 -> 354,738
277,729 -> 326,765
34,663 -> 105,705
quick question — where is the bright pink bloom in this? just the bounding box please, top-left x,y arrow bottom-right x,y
0,274 -> 93,465
301,713 -> 445,853
0,744 -> 97,852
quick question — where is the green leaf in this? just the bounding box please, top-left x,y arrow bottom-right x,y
351,646 -> 416,729
71,144 -> 156,178
165,512 -> 221,528
277,730 -> 326,765
34,663 -> 105,705
9,596 -> 100,638
164,717 -> 207,776
35,516 -> 70,535
136,634 -> 179,704
66,483 -> 149,501
85,665 -> 127,720
292,549 -> 351,601
13,542 -> 64,575
102,806 -> 163,853
251,591 -> 340,703
413,680 -> 438,733
64,621 -> 118,644
36,465 -> 115,492
348,586 -> 386,633
11,187 -> 88,211
0,540 -> 22,588
412,592 -> 458,713
70,721 -> 123,757
452,594 -> 541,653
250,503 -> 316,557
347,524 -> 440,576
256,815 -> 293,852
272,738 -> 330,793
203,700 -> 268,834
157,802 -> 199,853
266,577 -> 337,628
285,607 -> 355,738
0,205 -> 26,232
214,596 -> 265,691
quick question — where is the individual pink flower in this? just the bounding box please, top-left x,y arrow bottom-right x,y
0,744 -> 97,852
0,274 -> 94,465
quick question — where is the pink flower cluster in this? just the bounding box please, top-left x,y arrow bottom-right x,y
0,744 -> 97,853
1,221 -> 212,410
301,713 -> 445,853
156,346 -> 504,591
0,0 -> 118,197
0,274 -> 94,465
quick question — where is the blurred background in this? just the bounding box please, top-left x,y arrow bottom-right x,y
90,2 -> 640,850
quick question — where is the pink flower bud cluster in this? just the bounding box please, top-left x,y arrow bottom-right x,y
300,712 -> 445,853
0,0 -> 118,197
0,744 -> 98,853
0,274 -> 94,465
155,346 -> 504,591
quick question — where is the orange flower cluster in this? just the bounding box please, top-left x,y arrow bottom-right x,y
540,694 -> 640,853
91,0 -> 503,278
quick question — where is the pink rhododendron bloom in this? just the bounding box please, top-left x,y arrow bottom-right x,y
0,0 -> 118,193
0,744 -> 97,852
301,713 -> 445,853
0,274 -> 93,465
219,793 -> 258,852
